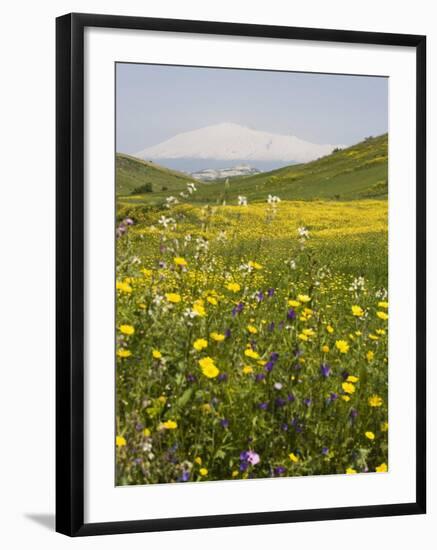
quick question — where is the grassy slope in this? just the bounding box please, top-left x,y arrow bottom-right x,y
191,133 -> 388,203
116,153 -> 194,196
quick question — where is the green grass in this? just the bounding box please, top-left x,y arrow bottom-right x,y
116,153 -> 195,196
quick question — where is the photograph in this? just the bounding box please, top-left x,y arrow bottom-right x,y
114,63 -> 389,486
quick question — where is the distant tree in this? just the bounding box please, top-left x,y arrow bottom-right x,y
332,147 -> 343,153
131,182 -> 153,195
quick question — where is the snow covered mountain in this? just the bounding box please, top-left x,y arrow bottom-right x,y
191,164 -> 261,182
135,123 -> 341,164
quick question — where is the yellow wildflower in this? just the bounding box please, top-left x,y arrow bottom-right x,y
117,349 -> 131,358
119,324 -> 135,335
143,428 -> 151,437
192,300 -> 206,317
336,340 -> 350,353
378,301 -> 389,309
341,395 -> 351,402
366,350 -> 375,361
242,365 -> 254,374
199,468 -> 208,476
161,420 -> 177,430
365,431 -> 375,440
226,282 -> 241,293
368,395 -> 383,407
194,457 -> 202,465
288,299 -> 301,308
297,294 -> 311,303
116,435 -> 126,447
322,345 -> 330,353
232,470 -> 239,478
210,332 -> 225,342
166,292 -> 181,303
247,325 -> 258,334
298,333 -> 309,341
381,421 -> 389,432
326,325 -> 334,334
193,338 -> 208,351
376,463 -> 388,473
289,453 -> 299,463
152,349 -> 162,359
199,357 -> 219,378
342,382 -> 355,394
248,260 -> 263,270
377,311 -> 389,320
346,467 -> 357,474
352,305 -> 364,317
116,281 -> 132,294
346,375 -> 359,383
207,296 -> 218,305
174,256 -> 188,267
244,348 -> 260,359
302,328 -> 315,337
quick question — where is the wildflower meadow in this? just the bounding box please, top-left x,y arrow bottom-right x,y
115,181 -> 389,484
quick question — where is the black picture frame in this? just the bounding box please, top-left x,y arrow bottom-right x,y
56,12 -> 426,537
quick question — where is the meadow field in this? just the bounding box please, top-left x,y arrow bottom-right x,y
115,136 -> 389,485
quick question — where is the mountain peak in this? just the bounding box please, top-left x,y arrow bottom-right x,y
135,124 -> 342,163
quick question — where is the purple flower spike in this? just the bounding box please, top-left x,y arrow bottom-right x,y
220,418 -> 229,428
320,363 -> 331,378
275,397 -> 286,407
268,288 -> 275,297
287,308 -> 296,320
270,352 -> 279,362
256,291 -> 264,302
255,373 -> 266,382
179,471 -> 190,482
264,361 -> 274,372
232,302 -> 244,317
329,392 -> 339,402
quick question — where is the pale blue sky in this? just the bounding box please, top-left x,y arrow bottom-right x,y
116,63 -> 388,154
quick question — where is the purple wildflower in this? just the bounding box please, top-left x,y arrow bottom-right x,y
256,291 -> 264,302
255,373 -> 266,382
186,373 -> 196,383
320,363 -> 331,378
225,328 -> 232,339
322,446 -> 329,456
258,402 -> 269,410
304,398 -> 312,407
232,302 -> 244,317
268,322 -> 275,332
329,392 -> 339,402
274,466 -> 286,476
350,408 -> 358,419
281,423 -> 289,431
220,418 -> 229,429
287,393 -> 295,402
218,373 -> 228,382
270,352 -> 279,362
264,361 -> 275,372
275,397 -> 286,407
179,470 -> 190,482
287,308 -> 296,320
267,288 -> 275,297
246,450 -> 260,465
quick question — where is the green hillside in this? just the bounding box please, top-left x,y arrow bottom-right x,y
116,153 -> 194,196
192,133 -> 388,203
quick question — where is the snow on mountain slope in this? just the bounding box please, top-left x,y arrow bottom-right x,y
135,123 -> 342,164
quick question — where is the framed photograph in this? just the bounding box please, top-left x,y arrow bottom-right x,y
56,13 -> 426,536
